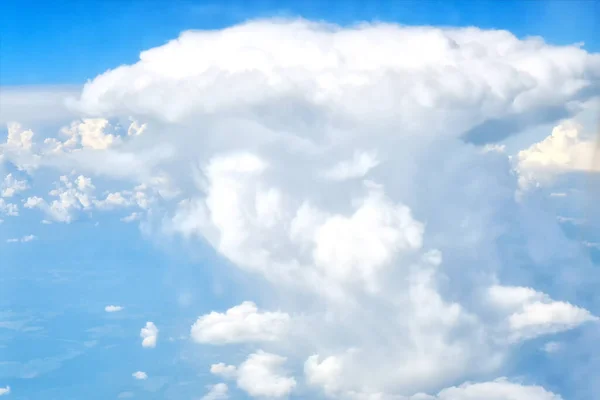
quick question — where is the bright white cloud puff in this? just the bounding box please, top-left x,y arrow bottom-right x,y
140,321 -> 158,348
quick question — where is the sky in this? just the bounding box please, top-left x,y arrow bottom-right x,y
0,1 -> 600,400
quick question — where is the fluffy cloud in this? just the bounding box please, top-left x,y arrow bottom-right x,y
1,173 -> 28,198
24,175 -> 95,222
0,386 -> 9,396
190,301 -> 290,344
209,352 -> 296,398
428,379 -> 563,400
236,351 -> 296,399
132,371 -> 148,380
104,305 -> 124,313
516,121 -> 600,188
323,151 -> 380,181
0,199 -> 18,217
201,383 -> 229,400
210,363 -> 238,380
488,285 -> 597,341
4,19 -> 600,400
140,321 -> 158,348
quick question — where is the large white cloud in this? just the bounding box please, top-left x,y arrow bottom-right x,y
3,19 -> 600,400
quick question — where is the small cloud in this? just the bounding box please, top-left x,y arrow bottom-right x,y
140,322 -> 158,348
542,341 -> 562,353
132,371 -> 148,380
210,363 -> 237,379
323,151 -> 379,181
549,192 -> 567,197
201,383 -> 228,400
0,386 -> 10,396
583,241 -> 600,250
482,144 -> 506,153
1,173 -> 29,198
121,212 -> 141,223
104,305 -> 124,313
6,234 -> 36,243
556,216 -> 585,225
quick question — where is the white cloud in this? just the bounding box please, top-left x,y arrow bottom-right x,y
0,386 -> 9,396
516,121 -> 600,188
201,383 -> 229,400
121,212 -> 141,223
304,354 -> 343,395
21,174 -> 157,223
488,285 -> 598,341
542,341 -> 562,354
5,122 -> 33,150
1,173 -> 28,198
6,234 -> 36,243
4,19 -> 600,399
236,351 -> 296,399
210,363 -> 237,380
190,301 -> 290,344
0,85 -> 79,125
0,199 -> 18,217
323,151 -> 380,181
24,175 -> 95,223
427,378 -> 563,400
132,371 -> 148,380
104,305 -> 124,313
140,321 -> 158,348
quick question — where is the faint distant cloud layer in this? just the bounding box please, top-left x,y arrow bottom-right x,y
0,85 -> 80,126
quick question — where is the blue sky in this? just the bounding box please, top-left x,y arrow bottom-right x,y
1,1 -> 600,400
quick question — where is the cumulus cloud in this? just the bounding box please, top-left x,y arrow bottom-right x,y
132,371 -> 148,380
516,121 -> 600,188
236,351 -> 296,399
0,386 -> 9,396
140,321 -> 158,348
488,285 -> 598,341
190,301 -> 290,344
210,363 -> 238,380
24,175 -> 95,223
104,305 -> 124,313
1,173 -> 28,198
201,383 -> 229,400
428,379 -> 563,400
0,199 -> 18,217
4,19 -> 600,399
